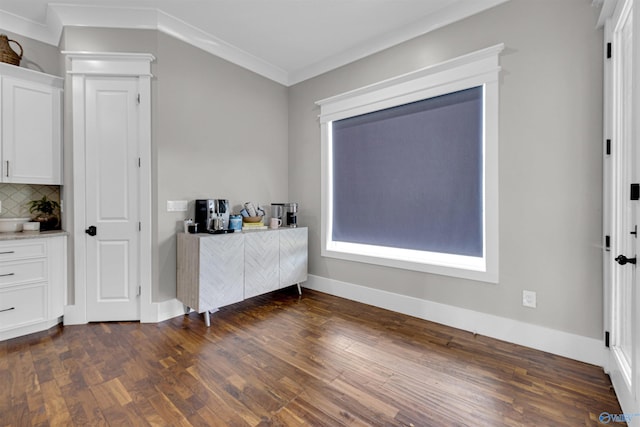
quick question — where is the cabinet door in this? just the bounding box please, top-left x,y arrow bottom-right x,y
279,228 -> 308,288
0,284 -> 47,332
2,77 -> 62,184
198,234 -> 244,311
244,231 -> 279,299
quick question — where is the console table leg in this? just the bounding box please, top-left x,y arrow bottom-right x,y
297,283 -> 302,295
204,311 -> 211,327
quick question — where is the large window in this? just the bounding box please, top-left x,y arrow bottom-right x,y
317,44 -> 503,283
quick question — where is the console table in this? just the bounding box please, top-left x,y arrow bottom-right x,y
176,227 -> 307,326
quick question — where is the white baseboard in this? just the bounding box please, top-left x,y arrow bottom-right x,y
65,299 -> 186,325
304,274 -> 606,367
155,298 -> 187,322
1,317 -> 62,342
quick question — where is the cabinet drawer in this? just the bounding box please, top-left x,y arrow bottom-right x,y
0,259 -> 47,287
0,285 -> 46,331
0,241 -> 46,260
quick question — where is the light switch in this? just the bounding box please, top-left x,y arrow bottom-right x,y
167,200 -> 188,212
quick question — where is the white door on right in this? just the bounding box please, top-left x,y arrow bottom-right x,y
608,0 -> 640,422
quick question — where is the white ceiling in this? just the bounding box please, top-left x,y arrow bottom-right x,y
0,0 -> 510,85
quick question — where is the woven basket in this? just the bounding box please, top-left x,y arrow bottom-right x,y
0,34 -> 23,66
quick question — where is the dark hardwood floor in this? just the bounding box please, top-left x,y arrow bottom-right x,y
1,288 -> 621,426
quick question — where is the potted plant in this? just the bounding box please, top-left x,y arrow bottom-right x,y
27,195 -> 60,231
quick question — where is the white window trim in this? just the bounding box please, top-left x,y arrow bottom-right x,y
316,44 -> 503,283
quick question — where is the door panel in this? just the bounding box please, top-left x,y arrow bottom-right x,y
279,228 -> 308,288
608,0 -> 640,420
97,241 -> 130,300
245,231 -> 279,299
85,77 -> 140,321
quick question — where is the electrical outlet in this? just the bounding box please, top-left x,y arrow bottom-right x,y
522,290 -> 537,308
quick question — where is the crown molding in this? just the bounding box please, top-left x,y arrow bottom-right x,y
595,0 -> 619,27
0,8 -> 62,45
50,4 -> 290,85
1,0 -> 510,87
288,0 -> 511,86
1,3 -> 289,85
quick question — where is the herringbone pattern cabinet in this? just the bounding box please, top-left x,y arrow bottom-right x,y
177,228 -> 308,326
244,230 -> 279,298
280,227 -> 308,288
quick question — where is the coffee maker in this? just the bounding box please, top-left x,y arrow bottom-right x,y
195,199 -> 230,232
214,199 -> 230,230
285,202 -> 298,228
195,199 -> 214,232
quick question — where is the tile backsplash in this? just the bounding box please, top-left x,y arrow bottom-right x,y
0,184 -> 61,218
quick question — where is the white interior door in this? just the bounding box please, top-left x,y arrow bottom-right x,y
84,77 -> 140,321
609,0 -> 640,420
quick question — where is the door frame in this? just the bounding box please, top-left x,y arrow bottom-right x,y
603,0 -> 640,420
63,52 -> 155,324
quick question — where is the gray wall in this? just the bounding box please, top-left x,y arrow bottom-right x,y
288,0 -> 604,339
154,32 -> 288,300
60,27 -> 289,302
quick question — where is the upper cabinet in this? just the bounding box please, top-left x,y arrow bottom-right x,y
0,63 -> 63,185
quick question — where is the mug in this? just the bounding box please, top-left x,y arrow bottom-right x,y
269,217 -> 282,229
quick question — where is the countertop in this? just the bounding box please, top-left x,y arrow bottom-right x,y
181,226 -> 306,238
0,230 -> 69,241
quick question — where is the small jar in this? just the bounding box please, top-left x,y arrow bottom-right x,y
229,215 -> 242,231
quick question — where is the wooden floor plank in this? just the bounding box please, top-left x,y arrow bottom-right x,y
0,288 -> 622,426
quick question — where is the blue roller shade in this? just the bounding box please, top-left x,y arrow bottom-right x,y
331,86 -> 484,257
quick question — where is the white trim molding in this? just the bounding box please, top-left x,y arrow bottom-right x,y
64,51 -> 157,324
304,275 -> 606,367
63,51 -> 155,76
52,5 -> 289,85
316,44 -> 503,283
0,1 -> 510,86
288,0 -> 510,85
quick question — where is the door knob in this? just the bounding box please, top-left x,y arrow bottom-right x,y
615,254 -> 636,265
85,225 -> 97,236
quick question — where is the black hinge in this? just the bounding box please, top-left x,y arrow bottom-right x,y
137,94 -> 141,104
632,183 -> 640,200
606,139 -> 611,155
138,157 -> 141,168
605,331 -> 610,348
139,222 -> 142,231
605,235 -> 611,250
607,42 -> 612,59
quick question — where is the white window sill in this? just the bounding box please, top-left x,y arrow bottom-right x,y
323,241 -> 498,283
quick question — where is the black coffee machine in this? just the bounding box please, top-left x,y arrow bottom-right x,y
285,202 -> 298,227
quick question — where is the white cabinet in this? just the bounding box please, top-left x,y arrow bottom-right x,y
177,227 -> 308,326
0,63 -> 63,185
177,233 -> 244,317
244,230 -> 279,299
279,227 -> 308,288
0,235 -> 67,341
